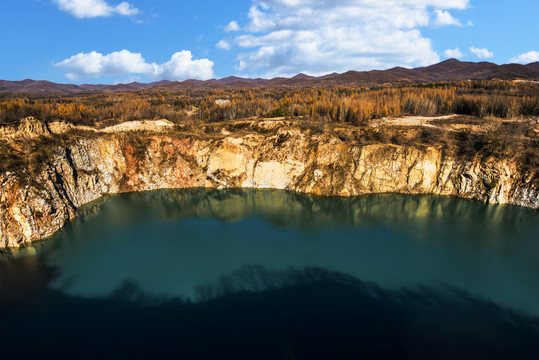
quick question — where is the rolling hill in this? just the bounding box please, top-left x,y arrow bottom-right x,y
1,59 -> 538,94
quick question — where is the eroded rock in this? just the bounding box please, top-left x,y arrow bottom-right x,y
1,123 -> 537,248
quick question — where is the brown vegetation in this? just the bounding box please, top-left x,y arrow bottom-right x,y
1,81 -> 537,127
0,80 -> 537,185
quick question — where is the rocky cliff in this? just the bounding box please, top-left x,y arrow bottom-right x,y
1,118 -> 537,248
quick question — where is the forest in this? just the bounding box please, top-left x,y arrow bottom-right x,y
0,80 -> 538,127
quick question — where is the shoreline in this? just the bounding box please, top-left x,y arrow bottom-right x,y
1,118 -> 537,248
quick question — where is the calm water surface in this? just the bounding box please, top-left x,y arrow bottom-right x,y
1,189 -> 539,359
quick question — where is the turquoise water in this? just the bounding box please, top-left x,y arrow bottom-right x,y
39,189 -> 539,312
1,189 -> 539,358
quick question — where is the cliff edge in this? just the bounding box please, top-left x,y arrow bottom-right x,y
0,117 -> 537,248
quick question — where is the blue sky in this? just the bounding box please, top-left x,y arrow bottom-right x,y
1,0 -> 537,84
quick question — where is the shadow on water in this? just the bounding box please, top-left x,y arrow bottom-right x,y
23,190 -> 538,310
1,189 -> 539,358
2,265 -> 539,359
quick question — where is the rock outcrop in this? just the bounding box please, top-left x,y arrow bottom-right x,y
1,119 -> 537,248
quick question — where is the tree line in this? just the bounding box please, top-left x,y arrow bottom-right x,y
0,80 -> 537,126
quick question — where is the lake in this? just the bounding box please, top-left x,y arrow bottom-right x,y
1,189 -> 539,359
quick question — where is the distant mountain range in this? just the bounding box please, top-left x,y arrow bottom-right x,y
1,59 -> 538,94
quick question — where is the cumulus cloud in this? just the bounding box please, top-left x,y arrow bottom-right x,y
434,10 -> 462,26
53,0 -> 140,19
227,0 -> 470,77
444,47 -> 464,58
510,51 -> 539,64
216,40 -> 232,51
469,46 -> 493,59
156,52 -> 214,80
55,50 -> 214,80
225,21 -> 240,32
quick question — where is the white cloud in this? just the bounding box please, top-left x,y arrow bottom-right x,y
434,10 -> 462,26
55,50 -> 214,80
216,40 -> 232,51
227,0 -> 470,77
510,51 -> 539,64
469,47 -> 494,59
224,21 -> 240,32
156,52 -> 214,80
444,47 -> 463,58
53,0 -> 140,19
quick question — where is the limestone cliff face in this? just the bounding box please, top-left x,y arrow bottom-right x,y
1,120 -> 537,247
